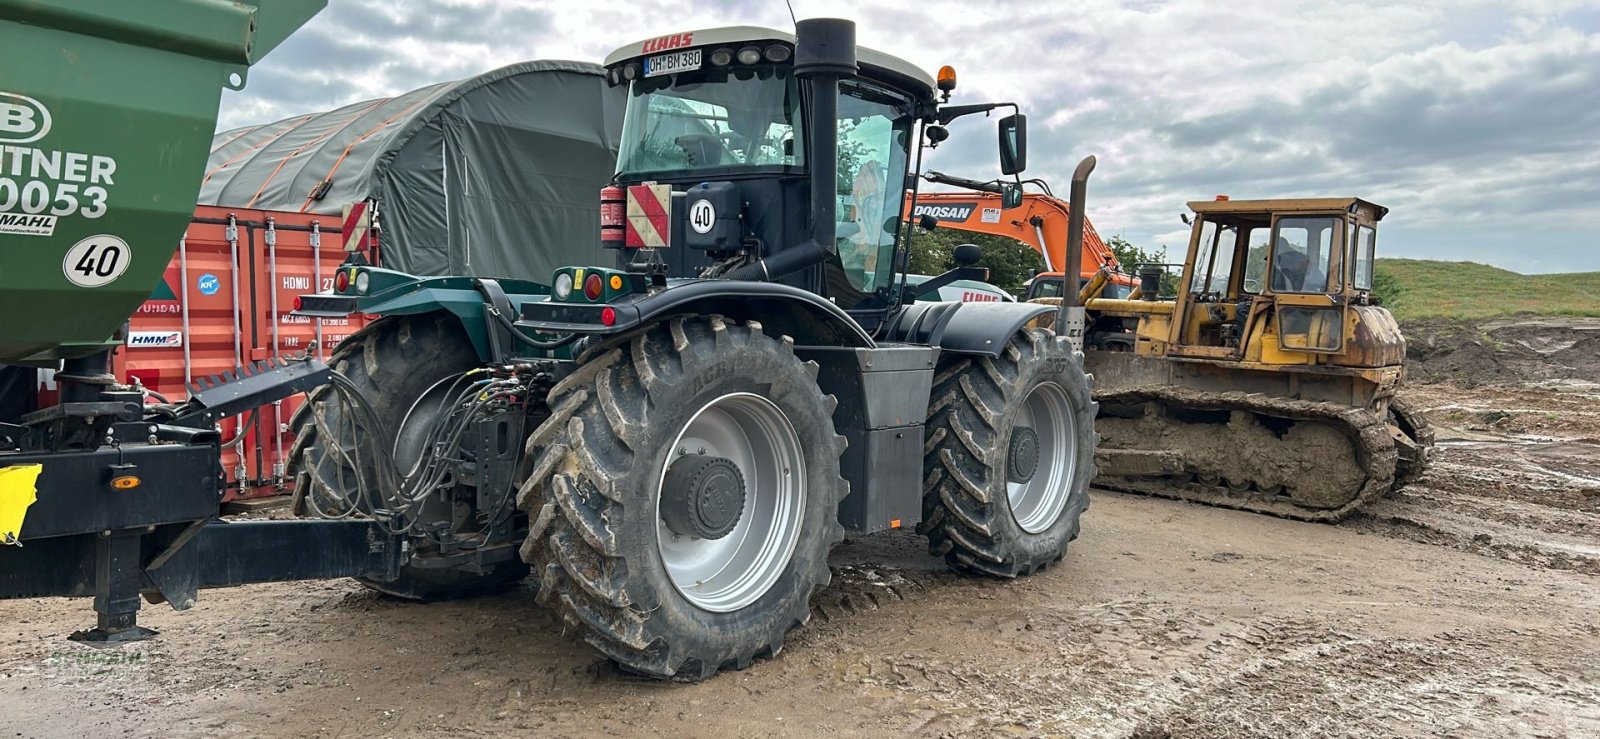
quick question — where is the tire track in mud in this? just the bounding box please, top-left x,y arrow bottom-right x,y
793,583 -> 1600,739
1345,451 -> 1600,576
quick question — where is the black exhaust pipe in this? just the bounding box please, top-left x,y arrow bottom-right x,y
727,18 -> 857,282
1055,155 -> 1096,338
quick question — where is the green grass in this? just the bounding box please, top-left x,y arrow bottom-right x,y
1372,258 -> 1600,321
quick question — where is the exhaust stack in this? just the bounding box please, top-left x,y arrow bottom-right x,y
1055,155 -> 1097,349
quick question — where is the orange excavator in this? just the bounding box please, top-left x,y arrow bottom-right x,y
910,173 -> 1136,300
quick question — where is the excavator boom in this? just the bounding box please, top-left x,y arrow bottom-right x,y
907,190 -> 1133,295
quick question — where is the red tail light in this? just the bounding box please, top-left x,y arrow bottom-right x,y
600,306 -> 617,326
293,296 -> 303,311
334,269 -> 350,292
583,273 -> 604,301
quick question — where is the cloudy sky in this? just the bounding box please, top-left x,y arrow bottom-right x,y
223,0 -> 1600,273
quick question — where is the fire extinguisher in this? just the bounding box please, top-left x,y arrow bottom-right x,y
600,185 -> 625,250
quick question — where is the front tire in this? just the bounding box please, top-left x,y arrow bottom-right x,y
920,329 -> 1097,576
516,316 -> 847,680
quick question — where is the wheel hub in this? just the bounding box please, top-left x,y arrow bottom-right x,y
661,455 -> 746,540
1008,426 -> 1040,484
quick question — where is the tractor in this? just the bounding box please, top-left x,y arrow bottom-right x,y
291,20 -> 1097,679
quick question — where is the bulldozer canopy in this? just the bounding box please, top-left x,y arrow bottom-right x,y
200,60 -> 626,279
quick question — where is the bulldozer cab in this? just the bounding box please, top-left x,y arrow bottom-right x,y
1168,197 -> 1388,361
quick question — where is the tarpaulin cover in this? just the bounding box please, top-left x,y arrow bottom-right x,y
200,60 -> 625,279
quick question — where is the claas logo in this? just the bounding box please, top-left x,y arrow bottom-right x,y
641,33 -> 694,53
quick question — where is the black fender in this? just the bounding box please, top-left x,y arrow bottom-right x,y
882,301 -> 1056,358
518,279 -> 875,348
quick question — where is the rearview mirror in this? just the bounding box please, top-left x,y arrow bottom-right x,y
998,113 -> 1027,175
1001,182 -> 1023,210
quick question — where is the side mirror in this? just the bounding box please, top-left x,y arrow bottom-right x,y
998,113 -> 1027,175
953,242 -> 982,267
918,213 -> 939,231
1001,182 -> 1023,210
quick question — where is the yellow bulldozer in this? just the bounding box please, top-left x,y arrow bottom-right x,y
918,190 -> 1433,521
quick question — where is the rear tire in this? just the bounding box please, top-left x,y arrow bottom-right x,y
287,313 -> 529,600
517,316 -> 847,680
920,329 -> 1097,576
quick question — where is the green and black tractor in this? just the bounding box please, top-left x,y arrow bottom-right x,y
292,19 -> 1097,680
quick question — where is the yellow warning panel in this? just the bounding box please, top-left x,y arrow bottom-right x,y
0,464 -> 42,545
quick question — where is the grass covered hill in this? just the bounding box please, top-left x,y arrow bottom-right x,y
1373,259 -> 1600,321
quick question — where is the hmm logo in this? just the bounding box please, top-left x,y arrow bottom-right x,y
128,331 -> 183,348
0,92 -> 51,144
641,33 -> 694,53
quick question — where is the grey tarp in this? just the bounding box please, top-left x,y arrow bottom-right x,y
201,60 -> 626,279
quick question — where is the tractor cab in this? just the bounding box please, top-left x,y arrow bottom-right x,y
584,23 -> 1026,332
599,26 -> 933,316
1159,197 -> 1400,366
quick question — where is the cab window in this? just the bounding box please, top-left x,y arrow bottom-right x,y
617,65 -> 803,177
1243,226 -> 1271,293
834,80 -> 913,294
1030,278 -> 1065,299
1188,220 -> 1238,296
1270,216 -> 1340,293
1352,224 -> 1376,290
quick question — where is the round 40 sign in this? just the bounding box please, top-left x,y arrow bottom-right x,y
61,233 -> 130,287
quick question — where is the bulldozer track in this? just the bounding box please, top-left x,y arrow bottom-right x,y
1388,395 -> 1436,489
1093,387 -> 1398,523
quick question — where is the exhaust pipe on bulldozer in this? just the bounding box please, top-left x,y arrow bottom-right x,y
1055,155 -> 1097,350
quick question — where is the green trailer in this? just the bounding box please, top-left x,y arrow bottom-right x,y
0,0 -> 323,363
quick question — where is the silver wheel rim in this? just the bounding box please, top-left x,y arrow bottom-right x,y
1008,381 -> 1076,534
656,392 -> 806,613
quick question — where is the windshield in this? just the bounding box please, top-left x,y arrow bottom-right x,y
616,65 -> 803,177
1270,216 -> 1341,293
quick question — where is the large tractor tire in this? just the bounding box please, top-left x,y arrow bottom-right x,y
288,313 -> 529,600
517,316 -> 847,680
920,329 -> 1097,576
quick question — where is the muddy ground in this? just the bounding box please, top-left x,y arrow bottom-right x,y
3,317 -> 1598,738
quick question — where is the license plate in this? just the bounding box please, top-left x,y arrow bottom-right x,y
644,49 -> 701,77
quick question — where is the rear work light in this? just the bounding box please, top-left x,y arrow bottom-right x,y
583,273 -> 604,301
553,272 -> 574,300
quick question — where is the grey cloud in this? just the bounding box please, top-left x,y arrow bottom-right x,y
219,0 -> 1599,272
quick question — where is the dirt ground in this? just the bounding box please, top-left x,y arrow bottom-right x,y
3,318 -> 1598,738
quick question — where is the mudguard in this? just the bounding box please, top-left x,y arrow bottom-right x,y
293,269 -> 549,362
519,279 -> 876,348
881,301 -> 1056,358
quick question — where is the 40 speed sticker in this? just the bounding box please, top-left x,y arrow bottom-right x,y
61,234 -> 130,287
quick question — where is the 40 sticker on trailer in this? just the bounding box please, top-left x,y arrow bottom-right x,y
61,234 -> 130,287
